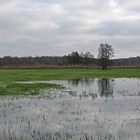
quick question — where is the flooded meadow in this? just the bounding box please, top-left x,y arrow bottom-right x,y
0,78 -> 140,140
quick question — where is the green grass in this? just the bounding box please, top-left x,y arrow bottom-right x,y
0,82 -> 62,95
0,68 -> 140,82
0,68 -> 140,95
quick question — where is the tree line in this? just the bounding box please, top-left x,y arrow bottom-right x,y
0,52 -> 96,67
0,43 -> 139,69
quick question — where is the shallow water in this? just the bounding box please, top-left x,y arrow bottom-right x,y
0,78 -> 140,140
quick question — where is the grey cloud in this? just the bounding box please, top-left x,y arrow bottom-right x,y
117,0 -> 140,12
96,18 -> 140,36
0,0 -> 139,58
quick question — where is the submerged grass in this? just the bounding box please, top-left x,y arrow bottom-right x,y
0,82 -> 62,95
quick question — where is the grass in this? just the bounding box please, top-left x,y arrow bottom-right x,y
0,68 -> 140,95
0,82 -> 62,95
0,68 -> 140,82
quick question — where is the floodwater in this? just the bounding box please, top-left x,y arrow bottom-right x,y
0,78 -> 140,140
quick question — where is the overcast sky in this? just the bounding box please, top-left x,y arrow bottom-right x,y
0,0 -> 140,58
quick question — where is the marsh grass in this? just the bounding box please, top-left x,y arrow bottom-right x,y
0,82 -> 62,95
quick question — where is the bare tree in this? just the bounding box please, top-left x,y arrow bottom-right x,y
98,43 -> 114,70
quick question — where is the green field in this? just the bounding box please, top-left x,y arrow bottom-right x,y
0,68 -> 140,95
0,68 -> 140,82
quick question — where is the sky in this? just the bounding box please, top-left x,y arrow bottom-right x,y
0,0 -> 140,58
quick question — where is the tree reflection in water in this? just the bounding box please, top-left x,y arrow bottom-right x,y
68,78 -> 114,97
98,78 -> 114,97
68,78 -> 95,87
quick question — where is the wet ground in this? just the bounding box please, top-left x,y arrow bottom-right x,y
0,78 -> 140,140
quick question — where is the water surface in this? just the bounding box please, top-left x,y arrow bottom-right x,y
0,78 -> 140,140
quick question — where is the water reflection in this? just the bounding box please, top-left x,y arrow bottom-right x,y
69,78 -> 95,87
0,78 -> 140,140
68,78 -> 114,97
98,78 -> 114,97
66,78 -> 140,98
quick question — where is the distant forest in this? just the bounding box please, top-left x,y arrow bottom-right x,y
0,52 -> 140,68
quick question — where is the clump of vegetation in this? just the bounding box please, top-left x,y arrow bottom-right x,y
0,82 -> 62,95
